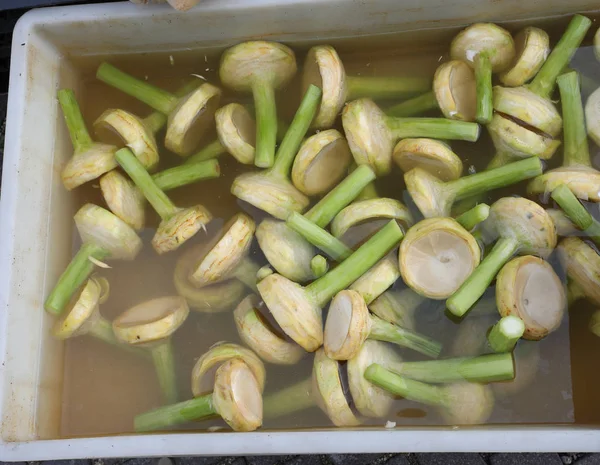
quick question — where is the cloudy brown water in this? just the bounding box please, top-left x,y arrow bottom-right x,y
58,13 -> 600,437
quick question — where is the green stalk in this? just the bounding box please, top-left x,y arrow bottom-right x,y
263,378 -> 314,419
57,89 -> 92,152
96,63 -> 178,114
270,85 -> 322,177
474,52 -> 493,125
115,148 -> 178,219
389,353 -> 515,383
369,314 -> 442,358
152,159 -> 220,191
551,185 -> 600,246
558,71 -> 591,167
365,364 -> 446,406
134,394 -> 215,432
386,91 -> 439,117
286,212 -> 351,261
185,140 -> 227,165
307,220 -> 403,307
310,255 -> 329,278
386,117 -> 480,142
448,157 -> 543,200
304,164 -> 376,227
90,318 -> 152,361
447,236 -> 519,317
528,15 -> 592,99
44,243 -> 109,315
455,203 -> 490,231
487,316 -> 525,353
151,341 -> 178,404
253,83 -> 278,168
346,76 -> 431,100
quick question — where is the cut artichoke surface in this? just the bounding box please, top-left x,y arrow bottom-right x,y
496,256 -> 566,340
433,60 -> 476,122
191,341 -> 266,397
487,113 -> 561,160
331,198 -> 414,239
74,203 -> 142,261
220,40 -> 297,168
256,219 -> 317,283
152,205 -> 213,255
52,277 -> 103,339
215,103 -> 256,164
500,27 -> 550,87
312,349 -> 360,427
450,23 -> 515,73
232,171 -> 310,220
233,295 -> 305,365
291,129 -> 352,196
94,108 -> 161,170
189,213 -> 255,287
392,138 -> 463,181
112,295 -> 189,346
165,83 -> 222,156
99,171 -> 145,231
323,290 -> 370,360
399,218 -> 481,299
211,358 -> 264,432
528,166 -> 600,201
558,237 -> 600,306
61,143 -> 119,191
347,340 -> 401,418
492,86 -> 562,137
302,45 -> 347,129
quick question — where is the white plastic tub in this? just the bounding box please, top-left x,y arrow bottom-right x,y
1,0 -> 600,459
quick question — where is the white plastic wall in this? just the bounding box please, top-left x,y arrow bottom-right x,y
0,0 -> 599,459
